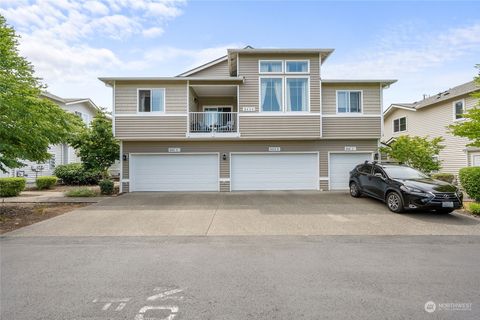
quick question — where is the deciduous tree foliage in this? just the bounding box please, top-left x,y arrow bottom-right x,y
449,65 -> 480,147
70,112 -> 119,178
380,136 -> 445,174
0,15 -> 83,172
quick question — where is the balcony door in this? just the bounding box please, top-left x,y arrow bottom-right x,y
203,106 -> 232,129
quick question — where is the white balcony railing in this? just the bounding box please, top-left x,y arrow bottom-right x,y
189,112 -> 238,134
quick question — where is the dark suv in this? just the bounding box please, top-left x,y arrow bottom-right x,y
349,162 -> 463,213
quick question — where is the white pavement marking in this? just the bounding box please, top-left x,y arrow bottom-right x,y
147,288 -> 183,301
326,214 -> 350,222
135,305 -> 179,320
92,298 -> 131,311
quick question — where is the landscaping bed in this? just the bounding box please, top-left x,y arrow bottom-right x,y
0,203 -> 89,234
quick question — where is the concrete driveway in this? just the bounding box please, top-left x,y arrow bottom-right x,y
5,191 -> 480,236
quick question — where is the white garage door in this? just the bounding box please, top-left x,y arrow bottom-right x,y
231,153 -> 318,191
130,154 -> 218,191
329,153 -> 372,190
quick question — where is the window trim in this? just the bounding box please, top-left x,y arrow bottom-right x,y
285,60 -> 310,74
258,60 -> 284,74
335,90 -> 363,115
285,76 -> 310,112
137,88 -> 166,114
258,76 -> 284,113
452,99 -> 466,121
392,116 -> 407,133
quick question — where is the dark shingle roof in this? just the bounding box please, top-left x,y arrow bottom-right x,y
411,80 -> 478,110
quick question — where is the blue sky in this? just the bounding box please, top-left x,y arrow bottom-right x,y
1,0 -> 479,110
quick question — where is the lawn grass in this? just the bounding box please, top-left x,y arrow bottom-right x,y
65,187 -> 97,197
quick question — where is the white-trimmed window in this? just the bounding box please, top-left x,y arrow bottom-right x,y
74,111 -> 91,126
337,90 -> 362,113
286,77 -> 309,111
393,116 -> 407,133
453,99 -> 465,120
286,60 -> 309,73
260,78 -> 283,111
138,88 -> 165,113
259,60 -> 283,73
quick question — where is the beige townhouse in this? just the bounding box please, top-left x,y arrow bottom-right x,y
383,80 -> 480,178
100,47 -> 396,192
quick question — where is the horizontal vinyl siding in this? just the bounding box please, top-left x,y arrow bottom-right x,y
322,117 -> 381,138
115,82 -> 187,114
322,83 -> 381,115
384,94 -> 478,175
239,115 -> 321,138
187,60 -> 230,77
121,140 -> 378,191
238,53 -> 320,113
115,116 -> 187,139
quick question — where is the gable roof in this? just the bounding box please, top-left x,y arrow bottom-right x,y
41,91 -> 99,112
176,55 -> 228,77
384,80 -> 479,117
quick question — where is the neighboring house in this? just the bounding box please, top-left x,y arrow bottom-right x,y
100,47 -> 396,192
0,92 -> 99,181
383,80 -> 480,178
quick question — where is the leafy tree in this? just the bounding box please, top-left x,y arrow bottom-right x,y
70,111 -> 119,178
380,135 -> 445,174
449,65 -> 480,147
0,15 -> 83,172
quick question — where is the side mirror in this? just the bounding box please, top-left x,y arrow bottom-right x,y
374,173 -> 386,180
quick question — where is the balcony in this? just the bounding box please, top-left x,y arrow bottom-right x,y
189,112 -> 238,137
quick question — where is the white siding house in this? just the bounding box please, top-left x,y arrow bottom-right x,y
383,80 -> 480,178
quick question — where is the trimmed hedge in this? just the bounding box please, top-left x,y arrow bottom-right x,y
53,163 -> 101,185
468,202 -> 480,215
36,176 -> 58,190
459,167 -> 480,201
99,179 -> 114,195
431,173 -> 455,184
0,177 -> 26,197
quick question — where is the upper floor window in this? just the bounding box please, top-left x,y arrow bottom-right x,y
259,60 -> 283,73
337,90 -> 362,113
260,78 -> 283,111
286,60 -> 309,73
454,99 -> 465,120
393,116 -> 407,133
74,111 -> 91,127
286,78 -> 309,111
138,88 -> 165,113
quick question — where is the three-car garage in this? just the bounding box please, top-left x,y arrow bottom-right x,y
125,143 -> 375,192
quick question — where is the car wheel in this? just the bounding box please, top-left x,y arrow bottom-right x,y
349,182 -> 361,198
386,191 -> 404,213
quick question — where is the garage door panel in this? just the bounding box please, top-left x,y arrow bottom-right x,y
231,153 -> 318,191
330,153 -> 372,190
131,154 -> 218,191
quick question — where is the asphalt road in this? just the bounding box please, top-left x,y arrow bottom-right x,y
1,235 -> 479,319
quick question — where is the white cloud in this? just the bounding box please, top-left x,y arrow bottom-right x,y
323,22 -> 480,108
84,1 -> 110,15
142,26 -> 164,38
0,0 -> 188,109
324,22 -> 480,79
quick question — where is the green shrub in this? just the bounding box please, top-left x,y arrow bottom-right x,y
36,176 -> 58,190
459,167 -> 480,201
431,173 -> 455,184
65,187 -> 97,197
99,179 -> 114,195
0,177 -> 26,197
468,202 -> 480,215
53,163 -> 101,185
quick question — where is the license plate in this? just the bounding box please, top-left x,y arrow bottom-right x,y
442,202 -> 454,208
